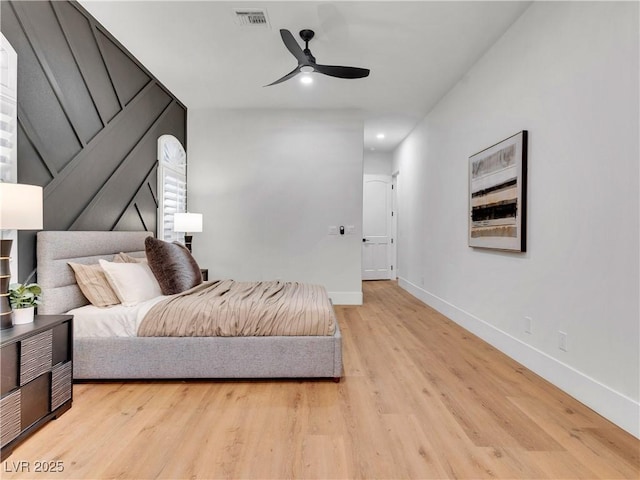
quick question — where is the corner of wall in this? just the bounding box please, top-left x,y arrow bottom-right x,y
328,291 -> 363,306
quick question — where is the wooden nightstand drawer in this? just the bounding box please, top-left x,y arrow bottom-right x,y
1,342 -> 18,395
20,330 -> 53,385
51,362 -> 72,410
0,390 -> 21,446
21,374 -> 50,431
52,322 -> 71,365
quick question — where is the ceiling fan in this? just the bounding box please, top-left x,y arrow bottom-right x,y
266,29 -> 370,86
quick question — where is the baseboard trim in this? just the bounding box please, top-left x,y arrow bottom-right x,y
328,291 -> 363,306
398,276 -> 640,439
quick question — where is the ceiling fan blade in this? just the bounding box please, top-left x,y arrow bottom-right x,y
268,28 -> 369,85
314,64 -> 370,79
279,29 -> 307,65
264,67 -> 300,87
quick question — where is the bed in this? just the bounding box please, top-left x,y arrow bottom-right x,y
36,231 -> 342,380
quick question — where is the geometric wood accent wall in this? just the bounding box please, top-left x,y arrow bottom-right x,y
1,1 -> 187,281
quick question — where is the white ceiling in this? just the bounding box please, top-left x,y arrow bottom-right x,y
80,1 -> 531,152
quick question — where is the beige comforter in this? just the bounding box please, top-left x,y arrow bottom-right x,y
138,280 -> 336,337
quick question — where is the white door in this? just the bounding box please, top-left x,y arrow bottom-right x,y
362,174 -> 392,280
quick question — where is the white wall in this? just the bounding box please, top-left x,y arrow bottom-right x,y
363,150 -> 392,175
187,109 -> 364,305
393,2 -> 639,436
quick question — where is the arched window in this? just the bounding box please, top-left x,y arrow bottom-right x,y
0,35 -> 17,184
157,135 -> 186,242
1,33 -> 18,281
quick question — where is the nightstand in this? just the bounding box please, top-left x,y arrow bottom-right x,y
1,315 -> 73,460
200,269 -> 208,281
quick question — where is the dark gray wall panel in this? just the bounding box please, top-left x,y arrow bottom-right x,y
44,83 -> 172,230
1,0 -> 187,281
3,3 -> 81,172
161,101 -> 187,148
97,30 -> 151,106
17,231 -> 36,286
135,195 -> 158,233
12,1 -> 102,144
54,1 -> 120,123
16,124 -> 53,186
114,205 -> 150,232
114,167 -> 158,233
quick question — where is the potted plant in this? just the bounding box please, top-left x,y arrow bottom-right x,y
9,283 -> 42,325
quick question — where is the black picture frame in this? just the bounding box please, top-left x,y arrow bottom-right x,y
468,130 -> 528,252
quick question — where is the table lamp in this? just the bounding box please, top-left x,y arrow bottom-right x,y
174,212 -> 203,252
0,183 -> 43,329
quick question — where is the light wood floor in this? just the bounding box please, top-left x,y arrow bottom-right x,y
4,281 -> 639,479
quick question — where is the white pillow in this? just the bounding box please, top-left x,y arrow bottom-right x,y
98,259 -> 162,307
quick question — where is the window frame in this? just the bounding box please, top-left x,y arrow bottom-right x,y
157,135 -> 187,242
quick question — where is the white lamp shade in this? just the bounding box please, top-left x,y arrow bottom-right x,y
173,212 -> 202,233
0,183 -> 43,230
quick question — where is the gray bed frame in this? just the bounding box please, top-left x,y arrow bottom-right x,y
36,231 -> 342,380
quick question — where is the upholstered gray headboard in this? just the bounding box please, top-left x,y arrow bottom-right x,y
36,231 -> 152,314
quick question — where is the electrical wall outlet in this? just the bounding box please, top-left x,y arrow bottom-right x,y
524,316 -> 532,334
558,331 -> 568,351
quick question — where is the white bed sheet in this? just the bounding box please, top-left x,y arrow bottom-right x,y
68,296 -> 168,338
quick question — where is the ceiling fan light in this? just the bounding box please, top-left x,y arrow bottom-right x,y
300,74 -> 313,84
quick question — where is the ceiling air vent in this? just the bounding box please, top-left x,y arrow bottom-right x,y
233,9 -> 270,28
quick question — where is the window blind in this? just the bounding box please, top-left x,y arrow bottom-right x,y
157,135 -> 187,242
159,167 -> 186,242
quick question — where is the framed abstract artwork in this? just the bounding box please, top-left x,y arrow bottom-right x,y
468,131 -> 528,252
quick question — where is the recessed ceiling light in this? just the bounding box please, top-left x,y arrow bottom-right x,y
300,74 -> 313,84
376,133 -> 385,139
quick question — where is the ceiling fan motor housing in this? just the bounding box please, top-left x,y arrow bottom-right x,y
299,29 -> 315,42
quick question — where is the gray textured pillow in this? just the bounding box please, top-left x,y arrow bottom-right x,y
144,236 -> 203,295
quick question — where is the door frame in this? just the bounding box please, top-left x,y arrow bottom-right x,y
391,171 -> 399,280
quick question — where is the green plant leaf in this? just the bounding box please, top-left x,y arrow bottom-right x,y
8,282 -> 43,308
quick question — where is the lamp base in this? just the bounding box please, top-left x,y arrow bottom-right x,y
1,239 -> 14,330
0,300 -> 12,329
184,235 -> 193,253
